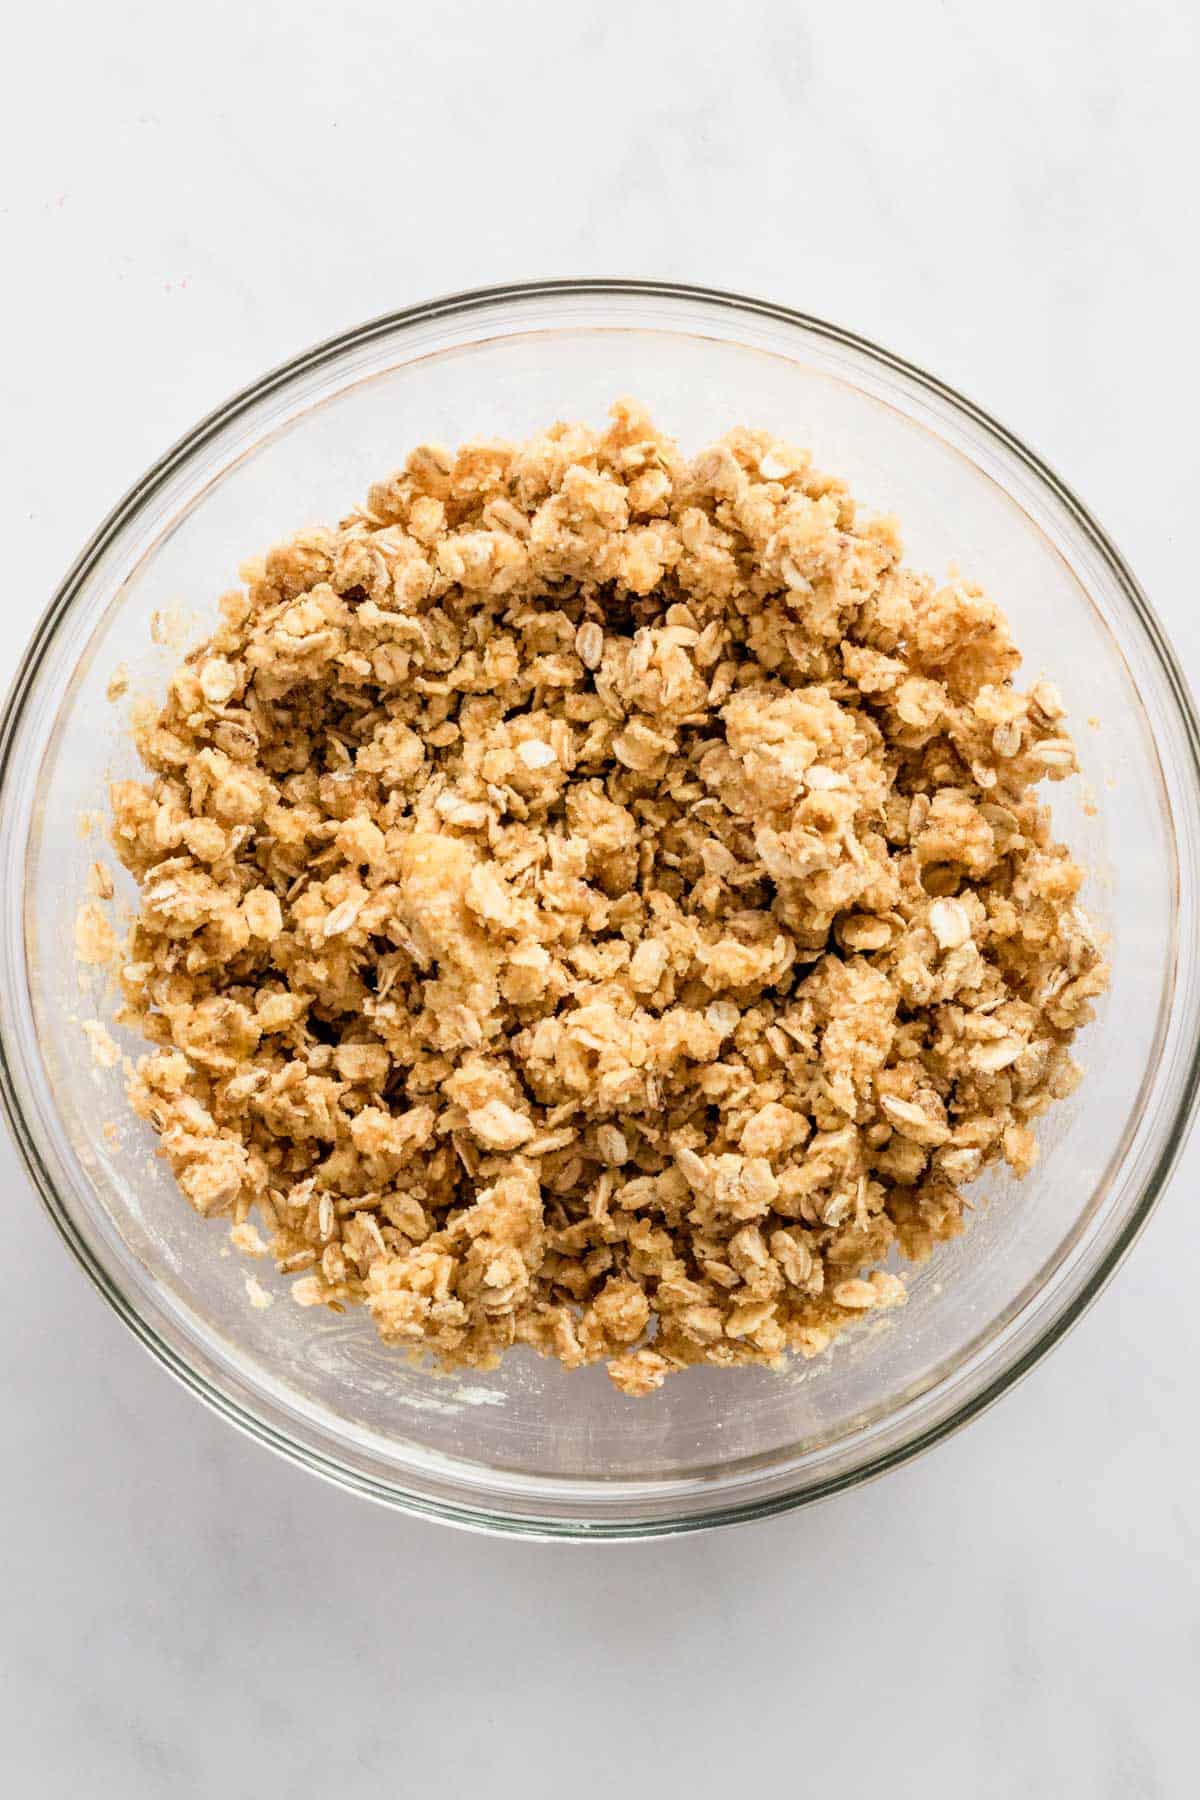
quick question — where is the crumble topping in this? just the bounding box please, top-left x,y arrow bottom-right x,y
98,402 -> 1107,1395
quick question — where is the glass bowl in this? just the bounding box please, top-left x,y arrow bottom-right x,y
3,280 -> 1198,1540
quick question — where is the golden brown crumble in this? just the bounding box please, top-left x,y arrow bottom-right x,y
102,402 -> 1108,1396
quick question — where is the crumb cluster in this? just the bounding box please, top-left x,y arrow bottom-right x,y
103,402 -> 1108,1395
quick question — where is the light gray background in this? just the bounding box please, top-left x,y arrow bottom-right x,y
4,3 -> 1198,1794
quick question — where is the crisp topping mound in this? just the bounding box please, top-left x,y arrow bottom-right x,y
106,402 -> 1107,1395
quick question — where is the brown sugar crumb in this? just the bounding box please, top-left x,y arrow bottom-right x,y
86,861 -> 115,901
75,902 -> 117,967
244,1273 -> 275,1310
105,402 -> 1108,1394
81,1019 -> 121,1069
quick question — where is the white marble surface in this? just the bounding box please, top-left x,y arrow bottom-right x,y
3,3 -> 1198,1793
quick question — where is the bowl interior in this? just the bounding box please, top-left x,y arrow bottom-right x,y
7,298 -> 1188,1529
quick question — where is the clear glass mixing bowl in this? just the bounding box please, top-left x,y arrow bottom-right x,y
2,281 -> 1197,1538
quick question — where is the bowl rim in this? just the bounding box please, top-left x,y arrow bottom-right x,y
3,276 -> 1199,1539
